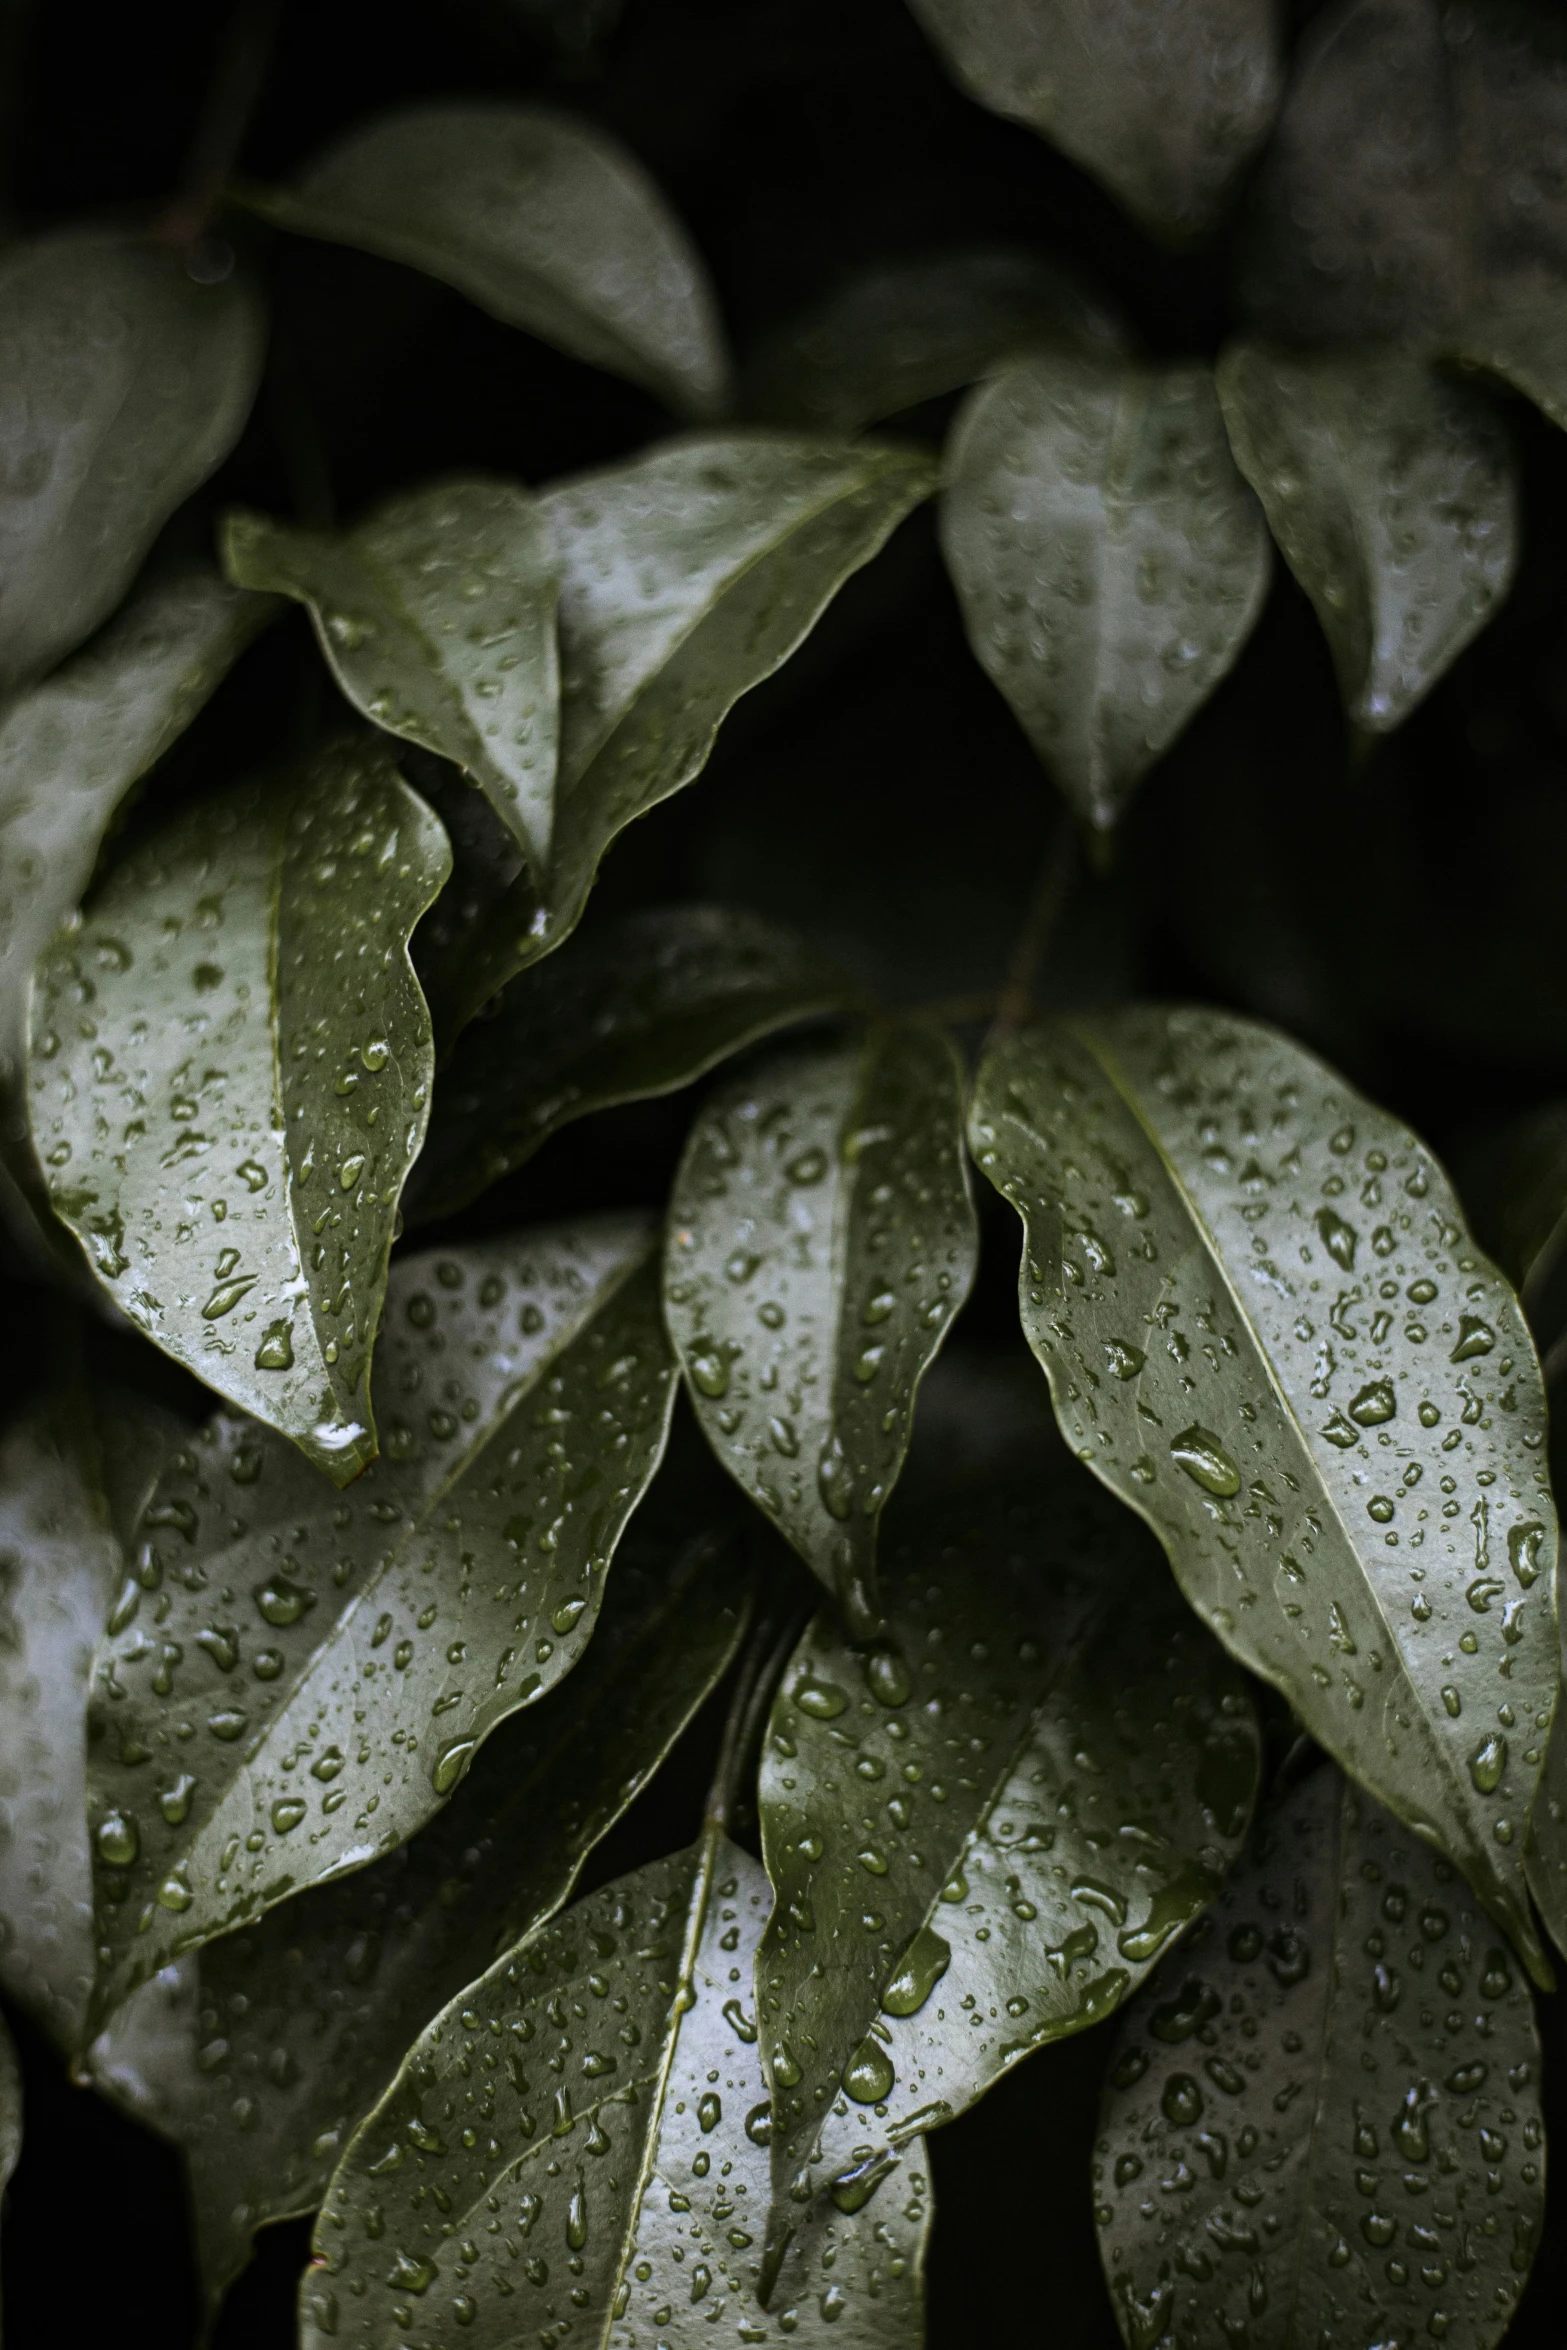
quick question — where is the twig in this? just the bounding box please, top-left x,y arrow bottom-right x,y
157,0 -> 281,252
987,803 -> 1078,1046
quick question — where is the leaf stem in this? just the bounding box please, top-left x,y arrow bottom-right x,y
158,0 -> 281,251
705,1602 -> 804,1834
987,802 -> 1078,1047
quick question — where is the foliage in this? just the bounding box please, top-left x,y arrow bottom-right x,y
3,3 -> 1567,2345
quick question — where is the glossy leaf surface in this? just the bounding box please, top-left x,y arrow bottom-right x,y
29,738 -> 450,1478
0,228 -> 264,692
743,246 -> 1124,432
1218,343 -> 1517,731
83,1221 -> 676,2021
223,484 -> 560,871
757,1476 -> 1259,2261
412,906 -> 858,1223
93,1502 -> 752,2306
905,0 -> 1282,243
0,1391 -> 176,2048
1238,0 -> 1567,346
304,1834 -> 931,2348
1096,1766 -> 1544,2350
969,1009 -> 1559,1980
942,354 -> 1269,833
420,434 -> 937,1043
253,104 -> 729,418
665,1025 -> 976,1636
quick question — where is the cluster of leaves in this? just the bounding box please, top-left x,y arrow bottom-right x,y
4,1 -> 1567,2344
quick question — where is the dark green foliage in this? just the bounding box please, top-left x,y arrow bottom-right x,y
3,4 -> 1567,2346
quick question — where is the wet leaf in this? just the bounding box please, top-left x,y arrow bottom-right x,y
250,104 -> 730,419
0,227 -> 264,692
417,434 -> 936,1043
1451,289 -> 1567,434
905,0 -> 1282,244
303,1832 -> 931,2348
91,1500 -> 753,2309
943,353 -> 1269,834
27,736 -> 451,1479
969,1008 -> 1559,1983
0,1389 -> 179,2049
664,1024 -> 977,1637
1096,1765 -> 1544,2350
756,1476 -> 1259,2272
411,906 -> 859,1223
1217,343 -> 1517,731
1526,1699 -> 1567,1964
222,483 -> 560,873
1237,0 -> 1567,346
742,245 -> 1125,433
82,1219 -> 676,2024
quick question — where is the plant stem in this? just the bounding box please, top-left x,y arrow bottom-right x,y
705,1602 -> 804,1835
988,803 -> 1078,1045
159,0 -> 280,250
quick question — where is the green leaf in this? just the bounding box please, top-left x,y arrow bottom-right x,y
755,1476 -> 1259,2271
942,354 -> 1270,833
411,906 -> 860,1224
968,1008 -> 1559,1984
1451,289 -> 1567,433
249,104 -> 730,419
905,0 -> 1283,244
91,1495 -> 753,2309
221,484 -> 560,872
1217,342 -> 1518,731
27,736 -> 451,1478
664,1024 -> 977,1637
82,1220 -> 676,2024
742,245 -> 1126,432
0,228 -> 265,692
303,1832 -> 931,2348
0,1389 -> 179,2049
1237,0 -> 1567,346
1096,1765 -> 1544,2350
416,434 -> 938,1044
1527,1699 -> 1567,1962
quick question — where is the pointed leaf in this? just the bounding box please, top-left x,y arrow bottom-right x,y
1237,0 -> 1567,346
222,484 -> 560,872
743,245 -> 1125,432
665,1025 -> 976,1636
27,736 -> 451,1478
418,434 -> 937,1043
1217,342 -> 1518,731
82,1221 -> 676,2022
1451,288 -> 1567,433
942,354 -> 1270,834
968,1009 -> 1559,1982
1096,1766 -> 1544,2350
757,1476 -> 1259,2264
250,104 -> 730,418
304,1833 -> 931,2348
0,1391 -> 179,2048
0,227 -> 264,691
92,1500 -> 753,2308
905,0 -> 1283,243
412,906 -> 860,1223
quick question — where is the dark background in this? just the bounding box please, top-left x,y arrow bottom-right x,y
3,0 -> 1567,2342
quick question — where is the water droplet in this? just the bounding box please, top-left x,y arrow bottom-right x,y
338,1155 -> 366,1191
688,1346 -> 729,1398
551,1596 -> 586,1635
793,1676 -> 847,1720
829,2149 -> 899,2213
159,1775 -> 195,1825
202,1273 -> 257,1320
864,1646 -> 910,1705
772,2042 -> 802,2088
1316,1207 -> 1358,1267
271,1797 -> 307,1834
697,2092 -> 722,2132
1349,1379 -> 1395,1426
567,2178 -> 587,2249
254,1573 -> 314,1626
1169,1427 -> 1240,1497
1161,2072 -> 1204,2126
881,1924 -> 951,2016
387,2252 -> 436,2295
1470,1734 -> 1507,1794
816,1434 -> 854,1521
96,1811 -> 138,1866
1106,1340 -> 1146,1379
786,1147 -> 828,1184
157,1873 -> 193,1912
1451,1315 -> 1496,1362
254,1321 -> 293,1371
842,2035 -> 895,2104
1508,1522 -> 1545,1587
433,1738 -> 476,1793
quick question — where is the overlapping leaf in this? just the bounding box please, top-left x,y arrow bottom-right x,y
418,435 -> 937,1044
0,1389 -> 179,2048
250,103 -> 730,418
222,484 -> 559,871
743,246 -> 1125,432
942,353 -> 1270,833
0,229 -> 264,692
756,1475 -> 1259,2271
92,1497 -> 752,2307
412,906 -> 859,1223
28,736 -> 450,1477
905,0 -> 1283,244
1238,0 -> 1567,346
1096,1765 -> 1544,2350
82,1221 -> 676,2022
305,1833 -> 930,2348
969,1008 -> 1559,1981
1217,344 -> 1517,731
665,1025 -> 976,1637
